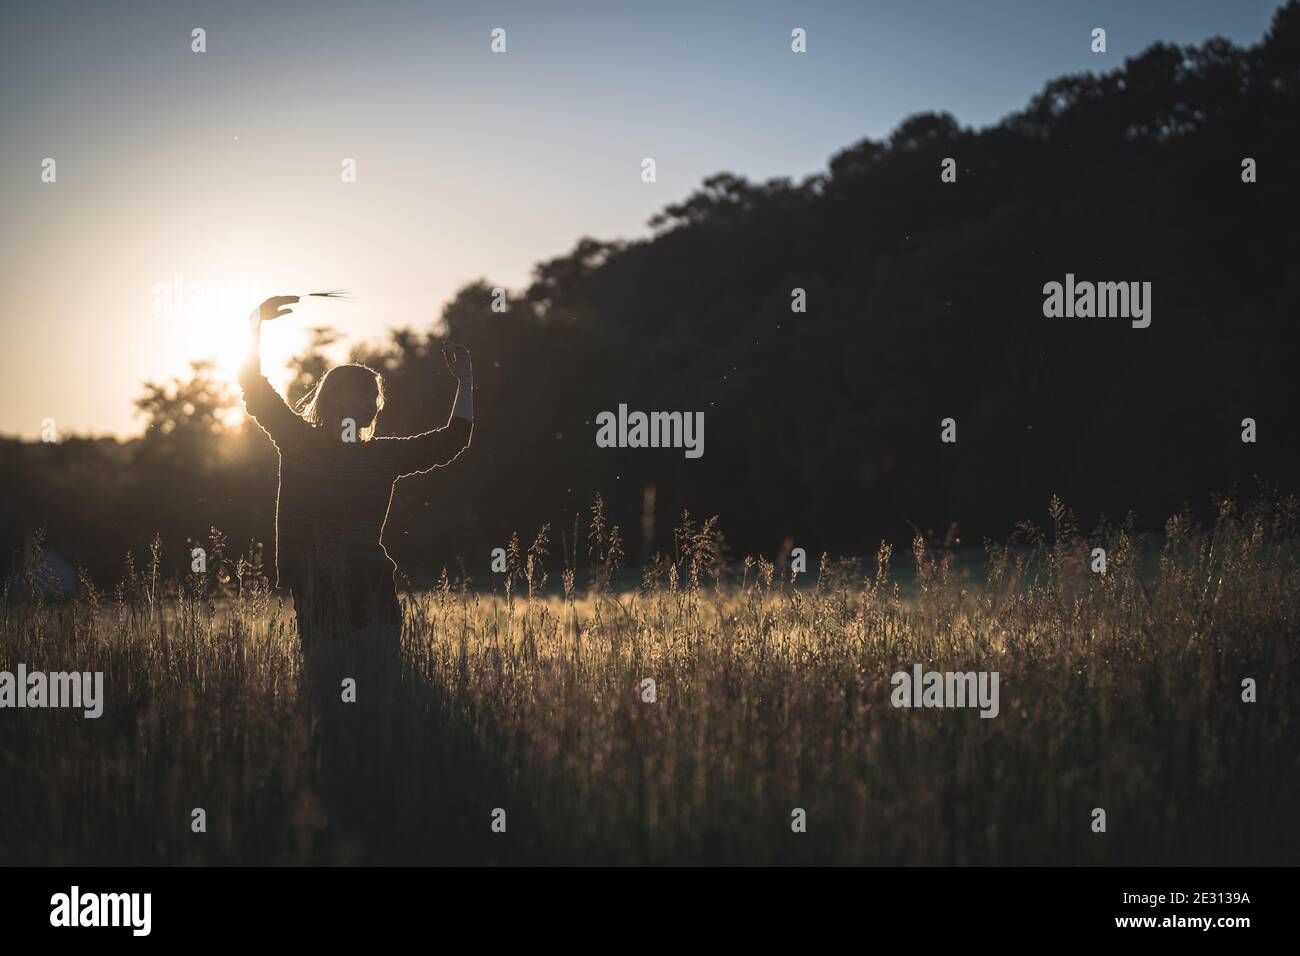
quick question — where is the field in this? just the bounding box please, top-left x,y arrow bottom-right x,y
2,495 -> 1297,866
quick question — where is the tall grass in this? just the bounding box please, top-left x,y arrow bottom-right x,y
2,493 -> 1297,865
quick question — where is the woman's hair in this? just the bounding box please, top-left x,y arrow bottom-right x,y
296,363 -> 385,440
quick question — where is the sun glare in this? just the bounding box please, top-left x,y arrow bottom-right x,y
177,311 -> 301,380
163,283 -> 311,431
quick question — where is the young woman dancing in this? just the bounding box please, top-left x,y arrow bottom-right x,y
239,295 -> 474,651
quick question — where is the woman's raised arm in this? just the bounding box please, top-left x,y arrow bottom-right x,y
238,296 -> 307,445
374,343 -> 474,477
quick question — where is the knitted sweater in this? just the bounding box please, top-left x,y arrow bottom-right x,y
239,368 -> 472,587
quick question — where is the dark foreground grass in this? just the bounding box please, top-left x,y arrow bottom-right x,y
2,494 -> 1297,865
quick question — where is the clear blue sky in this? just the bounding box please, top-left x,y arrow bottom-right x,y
0,0 -> 1285,437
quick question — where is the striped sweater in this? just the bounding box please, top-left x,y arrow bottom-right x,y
239,368 -> 472,587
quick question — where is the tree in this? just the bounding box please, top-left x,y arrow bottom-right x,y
134,360 -> 236,466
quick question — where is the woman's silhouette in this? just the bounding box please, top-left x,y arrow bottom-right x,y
239,295 -> 474,652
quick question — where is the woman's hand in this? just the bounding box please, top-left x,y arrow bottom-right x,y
243,296 -> 297,378
251,295 -> 299,325
441,343 -> 473,383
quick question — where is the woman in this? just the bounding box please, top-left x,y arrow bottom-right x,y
239,295 -> 474,650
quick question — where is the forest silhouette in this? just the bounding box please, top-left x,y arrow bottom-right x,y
4,4 -> 1298,585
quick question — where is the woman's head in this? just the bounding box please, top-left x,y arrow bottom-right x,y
300,364 -> 384,438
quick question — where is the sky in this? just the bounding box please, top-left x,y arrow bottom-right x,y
0,0 -> 1286,438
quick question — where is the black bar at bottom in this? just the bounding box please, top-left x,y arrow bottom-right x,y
0,865 -> 1288,942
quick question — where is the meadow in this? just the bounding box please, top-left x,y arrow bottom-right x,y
2,494 -> 1297,866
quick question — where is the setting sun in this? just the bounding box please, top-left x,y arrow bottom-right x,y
151,276 -> 340,389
